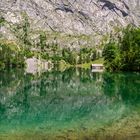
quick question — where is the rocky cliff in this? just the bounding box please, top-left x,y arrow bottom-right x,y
0,0 -> 140,47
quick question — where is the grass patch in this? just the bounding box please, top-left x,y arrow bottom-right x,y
76,58 -> 104,69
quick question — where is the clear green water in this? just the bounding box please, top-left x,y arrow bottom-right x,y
0,68 -> 140,140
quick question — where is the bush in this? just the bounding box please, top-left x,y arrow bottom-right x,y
120,25 -> 140,70
103,25 -> 140,71
0,41 -> 25,69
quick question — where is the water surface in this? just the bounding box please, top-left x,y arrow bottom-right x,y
0,69 -> 140,140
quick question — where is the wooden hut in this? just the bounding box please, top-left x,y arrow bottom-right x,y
91,64 -> 104,72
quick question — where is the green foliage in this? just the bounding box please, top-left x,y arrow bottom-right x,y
60,47 -> 97,66
78,48 -> 96,64
38,41 -> 98,67
1,12 -> 99,67
1,12 -> 100,68
103,25 -> 140,71
103,41 -> 122,71
39,32 -> 46,51
0,41 -> 25,69
41,52 -> 49,60
10,12 -> 31,47
24,48 -> 34,58
120,25 -> 140,70
22,13 -> 30,46
0,17 -> 5,26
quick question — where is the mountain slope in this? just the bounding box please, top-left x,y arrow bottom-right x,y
0,0 -> 140,35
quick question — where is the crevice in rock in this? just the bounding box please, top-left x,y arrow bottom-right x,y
98,0 -> 128,17
55,6 -> 74,13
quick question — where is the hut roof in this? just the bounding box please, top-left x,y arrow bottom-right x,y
91,64 -> 104,66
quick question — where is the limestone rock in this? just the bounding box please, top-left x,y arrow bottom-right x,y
0,0 -> 140,35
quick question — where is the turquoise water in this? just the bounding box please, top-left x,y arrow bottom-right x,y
0,69 -> 140,139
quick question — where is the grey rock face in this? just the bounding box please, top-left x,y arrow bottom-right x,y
0,0 -> 140,35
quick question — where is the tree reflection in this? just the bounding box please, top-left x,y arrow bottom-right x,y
102,72 -> 140,104
0,69 -> 140,134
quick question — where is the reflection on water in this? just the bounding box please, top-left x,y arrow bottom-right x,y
0,68 -> 140,139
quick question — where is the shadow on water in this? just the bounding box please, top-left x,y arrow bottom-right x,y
0,68 -> 140,140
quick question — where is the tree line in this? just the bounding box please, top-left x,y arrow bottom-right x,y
103,25 -> 140,71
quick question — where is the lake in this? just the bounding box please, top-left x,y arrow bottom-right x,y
0,68 -> 140,140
